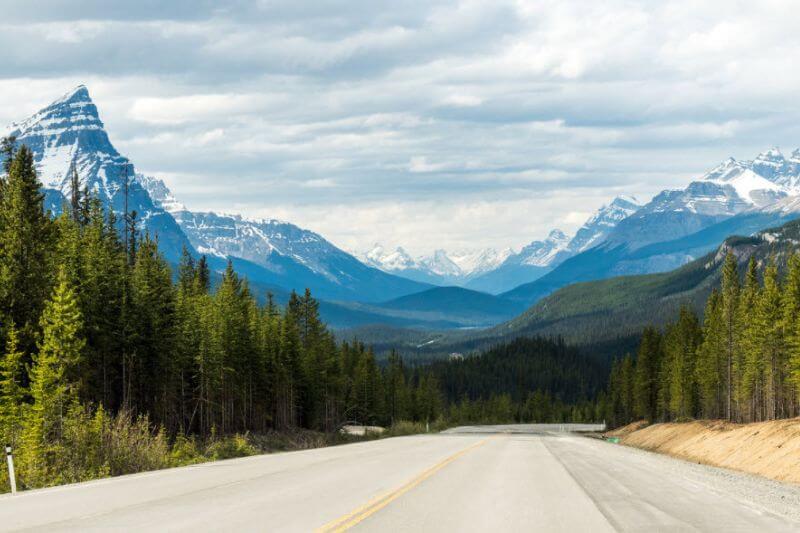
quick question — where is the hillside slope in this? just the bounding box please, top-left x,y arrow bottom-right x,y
334,286 -> 525,329
502,209 -> 800,307
618,419 -> 800,485
363,217 -> 800,360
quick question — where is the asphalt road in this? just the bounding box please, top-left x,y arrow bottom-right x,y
0,425 -> 798,532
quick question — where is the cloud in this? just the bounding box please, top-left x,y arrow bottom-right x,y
1,0 -> 800,254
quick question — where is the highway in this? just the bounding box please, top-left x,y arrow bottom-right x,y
0,425 -> 798,532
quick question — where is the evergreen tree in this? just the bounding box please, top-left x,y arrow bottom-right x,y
735,257 -> 759,421
0,146 -> 54,353
0,324 -> 26,447
696,290 -> 725,418
633,327 -> 661,422
666,306 -> 701,420
22,269 -> 84,483
720,252 -> 740,420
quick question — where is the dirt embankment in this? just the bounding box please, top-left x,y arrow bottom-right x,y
616,418 -> 800,485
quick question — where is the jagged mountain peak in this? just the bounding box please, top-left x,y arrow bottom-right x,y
547,228 -> 569,241
6,84 -> 121,195
754,146 -> 784,162
609,195 -> 640,208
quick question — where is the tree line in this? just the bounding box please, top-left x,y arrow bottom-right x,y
0,143 -> 446,489
427,337 -> 607,424
607,252 -> 800,427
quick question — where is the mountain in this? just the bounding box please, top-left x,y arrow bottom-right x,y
498,216 -> 800,347
502,148 -> 800,306
367,215 -> 800,361
567,195 -> 641,253
464,230 -> 567,293
358,244 -> 511,286
466,197 -> 641,294
3,85 -> 193,263
138,184 -> 429,303
448,247 -> 514,277
4,86 -> 428,304
334,286 -> 527,329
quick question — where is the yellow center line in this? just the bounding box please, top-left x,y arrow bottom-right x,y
316,437 -> 490,532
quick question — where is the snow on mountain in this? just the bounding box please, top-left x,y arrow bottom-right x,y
3,85 -> 192,262
419,250 -> 462,278
358,244 -> 513,285
567,196 -> 641,253
449,247 -> 514,277
171,210 -> 348,281
514,229 -> 571,267
4,85 -> 426,302
135,174 -> 186,213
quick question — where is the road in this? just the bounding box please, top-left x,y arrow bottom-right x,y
0,425 -> 798,532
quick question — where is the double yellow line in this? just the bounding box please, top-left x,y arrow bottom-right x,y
317,438 -> 489,532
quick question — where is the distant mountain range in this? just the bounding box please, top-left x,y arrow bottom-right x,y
2,86 -> 429,310
358,195 -> 641,293
502,148 -> 800,306
364,147 -> 800,306
357,245 -> 513,286
7,85 -> 800,334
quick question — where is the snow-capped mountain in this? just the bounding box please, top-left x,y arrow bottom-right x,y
606,147 -> 800,250
448,247 -> 513,277
516,229 -> 571,267
135,174 -> 186,213
465,199 -> 641,294
3,86 -> 427,303
568,196 -> 641,253
358,244 -> 512,286
503,147 -> 800,306
2,85 -> 193,262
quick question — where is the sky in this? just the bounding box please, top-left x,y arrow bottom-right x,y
1,0 -> 800,255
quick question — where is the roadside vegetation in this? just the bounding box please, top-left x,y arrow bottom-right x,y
607,252 -> 800,427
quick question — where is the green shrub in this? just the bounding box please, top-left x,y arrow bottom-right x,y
205,433 -> 257,460
169,434 -> 204,467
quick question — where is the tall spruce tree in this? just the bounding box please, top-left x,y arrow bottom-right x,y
696,290 -> 725,418
720,252 -> 739,420
666,306 -> 701,420
0,324 -> 26,448
633,327 -> 662,422
22,269 -> 85,483
0,146 -> 54,353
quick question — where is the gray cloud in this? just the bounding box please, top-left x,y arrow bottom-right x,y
1,0 -> 800,253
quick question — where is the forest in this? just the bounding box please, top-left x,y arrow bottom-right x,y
607,252 -> 800,428
0,142 -> 599,492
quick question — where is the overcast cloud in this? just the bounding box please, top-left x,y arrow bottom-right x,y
1,0 -> 799,254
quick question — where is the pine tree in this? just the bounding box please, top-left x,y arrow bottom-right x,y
0,135 -> 16,173
750,263 -> 786,420
195,255 -> 211,294
666,306 -> 701,420
0,145 -> 54,353
633,327 -> 661,422
128,235 -> 176,425
735,257 -> 759,421
22,269 -> 85,483
720,252 -> 739,420
177,246 -> 197,295
696,290 -> 725,418
782,253 -> 800,417
0,324 -> 26,447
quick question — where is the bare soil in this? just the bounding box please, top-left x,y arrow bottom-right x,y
618,418 -> 800,485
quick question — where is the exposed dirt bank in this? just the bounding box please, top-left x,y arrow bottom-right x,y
617,418 -> 800,485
